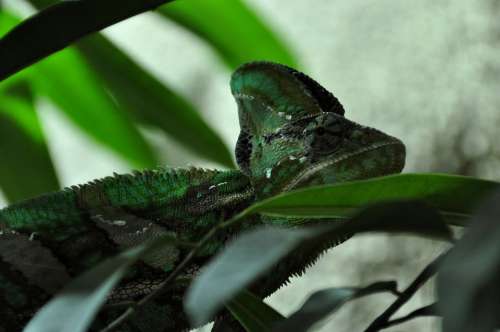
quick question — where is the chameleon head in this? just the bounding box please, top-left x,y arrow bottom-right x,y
280,112 -> 405,192
231,61 -> 405,198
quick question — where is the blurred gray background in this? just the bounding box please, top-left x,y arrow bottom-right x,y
2,0 -> 499,331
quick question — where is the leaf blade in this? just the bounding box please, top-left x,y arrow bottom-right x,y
274,281 -> 398,332
158,0 -> 298,69
248,173 -> 500,225
185,226 -> 321,327
24,235 -> 179,332
30,46 -> 158,168
185,200 -> 450,326
0,87 -> 60,202
76,34 -> 234,167
438,190 -> 500,332
1,10 -> 158,168
0,0 -> 174,80
225,290 -> 285,332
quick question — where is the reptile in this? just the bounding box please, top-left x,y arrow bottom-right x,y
0,62 -> 405,331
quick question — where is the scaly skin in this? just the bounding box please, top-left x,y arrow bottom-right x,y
0,62 -> 405,331
0,168 -> 253,331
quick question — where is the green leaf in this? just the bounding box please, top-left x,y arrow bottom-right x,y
438,190 -> 500,332
31,47 -> 158,168
24,235 -> 179,332
248,173 -> 500,226
21,0 -> 234,167
274,281 -> 399,332
0,10 -> 157,168
76,34 -> 234,168
185,226 -> 322,327
0,10 -> 19,36
185,200 -> 450,326
0,87 -> 60,203
159,0 -> 298,69
226,290 -> 285,332
0,0 -> 175,80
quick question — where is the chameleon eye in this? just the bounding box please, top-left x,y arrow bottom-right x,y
235,130 -> 252,175
316,127 -> 326,136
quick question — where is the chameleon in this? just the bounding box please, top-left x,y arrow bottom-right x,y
0,61 -> 405,331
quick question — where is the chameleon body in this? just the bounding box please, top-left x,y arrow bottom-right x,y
0,62 -> 405,331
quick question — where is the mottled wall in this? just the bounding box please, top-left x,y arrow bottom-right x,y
2,1 -> 499,331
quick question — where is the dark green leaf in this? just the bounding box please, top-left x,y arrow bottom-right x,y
274,281 -> 398,332
185,226 -> 322,327
340,200 -> 451,240
185,200 -> 450,326
248,173 -> 499,226
0,88 -> 59,202
76,34 -> 234,167
24,235 -> 179,332
0,0 -> 174,80
159,0 -> 298,69
226,290 -> 285,332
0,11 -> 32,91
438,190 -> 500,332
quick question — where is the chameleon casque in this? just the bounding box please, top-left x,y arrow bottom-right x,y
0,62 -> 405,331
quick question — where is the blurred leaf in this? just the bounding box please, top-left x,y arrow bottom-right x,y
274,281 -> 398,332
1,10 -> 158,168
0,0 -> 175,80
248,173 -> 500,226
0,9 -> 19,35
0,87 -> 59,203
225,290 -> 284,332
24,235 -> 179,332
76,34 -> 234,167
185,226 -> 321,327
31,47 -> 158,168
0,11 -> 32,91
438,190 -> 500,332
25,0 -> 234,167
159,0 -> 298,69
185,200 -> 450,326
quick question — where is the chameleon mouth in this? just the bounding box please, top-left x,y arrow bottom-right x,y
282,139 -> 405,192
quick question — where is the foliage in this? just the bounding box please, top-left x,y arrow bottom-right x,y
2,1 -> 500,332
0,0 -> 296,201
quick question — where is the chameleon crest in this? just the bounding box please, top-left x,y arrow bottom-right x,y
0,61 -> 405,331
232,62 -> 405,199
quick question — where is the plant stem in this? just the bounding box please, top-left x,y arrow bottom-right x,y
383,302 -> 438,329
363,253 -> 445,332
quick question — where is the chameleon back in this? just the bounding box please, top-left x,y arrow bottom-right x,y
0,168 -> 254,331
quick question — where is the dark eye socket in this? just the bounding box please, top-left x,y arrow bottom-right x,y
235,131 -> 252,175
316,127 -> 326,136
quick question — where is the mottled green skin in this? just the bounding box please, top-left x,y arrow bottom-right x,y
0,62 -> 405,331
232,63 -> 404,200
0,168 -> 254,331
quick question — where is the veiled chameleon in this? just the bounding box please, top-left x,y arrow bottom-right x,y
0,62 -> 405,331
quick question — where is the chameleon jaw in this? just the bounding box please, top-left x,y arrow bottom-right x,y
281,139 -> 405,192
